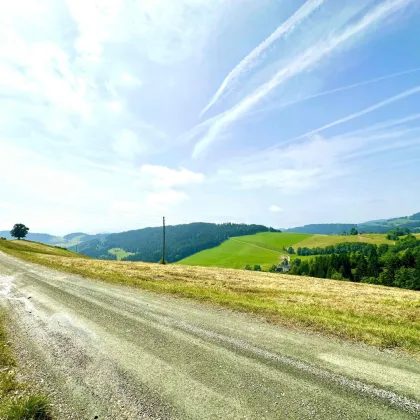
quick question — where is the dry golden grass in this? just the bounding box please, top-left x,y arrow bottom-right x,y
0,239 -> 86,258
3,242 -> 416,355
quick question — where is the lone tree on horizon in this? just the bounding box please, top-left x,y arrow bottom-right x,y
10,223 -> 29,240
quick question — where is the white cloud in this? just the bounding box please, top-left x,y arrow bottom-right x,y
136,165 -> 205,213
140,165 -> 204,188
120,73 -> 142,87
231,119 -> 420,194
269,205 -> 282,213
112,129 -> 145,158
145,190 -> 189,211
192,0 -> 414,158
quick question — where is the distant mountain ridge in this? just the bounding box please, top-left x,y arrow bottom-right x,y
0,231 -> 60,244
0,231 -> 107,247
285,212 -> 420,235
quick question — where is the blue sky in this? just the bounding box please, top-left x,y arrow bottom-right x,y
1,0 -> 420,235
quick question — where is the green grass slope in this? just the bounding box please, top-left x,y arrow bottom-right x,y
178,233 -> 311,270
0,239 -> 88,259
294,233 -> 392,248
108,248 -> 135,260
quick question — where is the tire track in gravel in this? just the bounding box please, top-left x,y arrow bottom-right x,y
1,251 -> 419,419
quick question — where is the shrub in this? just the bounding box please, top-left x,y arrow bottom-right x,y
331,272 -> 344,281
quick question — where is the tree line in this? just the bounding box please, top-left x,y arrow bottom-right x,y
295,242 -> 390,257
289,235 -> 420,290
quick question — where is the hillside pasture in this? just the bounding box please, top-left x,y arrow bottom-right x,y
232,232 -> 311,252
294,233 -> 393,249
178,232 -> 311,270
108,248 -> 135,260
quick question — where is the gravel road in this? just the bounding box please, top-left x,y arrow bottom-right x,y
0,251 -> 419,419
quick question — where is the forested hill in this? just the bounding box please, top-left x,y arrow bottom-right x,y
286,212 -> 420,235
70,223 -> 276,262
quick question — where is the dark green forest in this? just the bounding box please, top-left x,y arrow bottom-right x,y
288,234 -> 420,290
71,223 -> 275,262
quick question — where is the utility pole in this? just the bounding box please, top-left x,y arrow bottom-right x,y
161,216 -> 166,264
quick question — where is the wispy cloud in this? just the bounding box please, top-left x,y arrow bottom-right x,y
251,66 -> 420,117
199,0 -> 325,117
227,118 -> 420,193
192,0 -> 414,159
139,165 -> 204,188
285,84 -> 420,143
269,205 -> 283,213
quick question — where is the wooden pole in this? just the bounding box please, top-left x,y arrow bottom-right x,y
162,216 -> 166,264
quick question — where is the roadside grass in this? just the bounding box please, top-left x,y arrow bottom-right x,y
178,232 -> 310,270
294,233 -> 393,248
108,248 -> 135,260
0,239 -> 88,259
1,240 -> 419,356
0,310 -> 51,419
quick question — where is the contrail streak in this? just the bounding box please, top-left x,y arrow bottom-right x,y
252,67 -> 420,116
199,0 -> 325,117
291,85 -> 420,142
193,0 -> 414,158
242,113 -> 420,165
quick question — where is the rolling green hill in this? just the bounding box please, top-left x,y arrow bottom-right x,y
179,232 -> 396,270
294,233 -> 393,248
71,223 -> 276,262
178,232 -> 311,270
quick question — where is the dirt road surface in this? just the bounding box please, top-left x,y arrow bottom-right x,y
1,251 -> 419,419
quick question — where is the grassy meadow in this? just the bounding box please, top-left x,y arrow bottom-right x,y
295,233 -> 394,248
178,232 -> 394,269
108,247 -> 135,260
179,232 -> 311,269
1,239 -> 419,355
